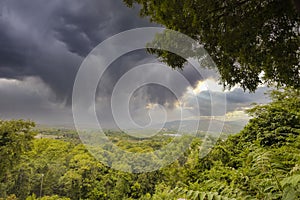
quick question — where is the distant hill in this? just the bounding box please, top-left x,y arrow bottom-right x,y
153,118 -> 248,134
36,118 -> 248,136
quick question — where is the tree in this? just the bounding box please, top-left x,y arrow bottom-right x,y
241,87 -> 300,146
0,120 -> 36,197
158,88 -> 300,199
124,0 -> 300,91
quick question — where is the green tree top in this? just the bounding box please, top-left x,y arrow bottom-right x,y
0,120 -> 36,179
124,0 -> 300,91
241,87 -> 300,146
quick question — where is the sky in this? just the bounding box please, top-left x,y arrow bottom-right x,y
0,0 -> 271,127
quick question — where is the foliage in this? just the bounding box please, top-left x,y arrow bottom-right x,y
124,0 -> 300,91
0,120 -> 36,197
0,89 -> 300,199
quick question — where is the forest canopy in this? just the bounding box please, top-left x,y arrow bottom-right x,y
0,88 -> 299,199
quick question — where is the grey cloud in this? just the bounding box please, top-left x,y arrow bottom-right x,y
53,0 -> 154,57
184,87 -> 270,117
225,87 -> 270,113
0,0 -> 155,105
0,78 -> 72,124
95,52 -> 205,117
0,0 -> 209,111
226,87 -> 270,104
0,0 -> 271,125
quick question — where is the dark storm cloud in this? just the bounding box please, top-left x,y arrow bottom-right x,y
0,78 -> 72,124
184,87 -> 270,116
0,0 -> 214,109
96,50 -> 206,111
226,87 -> 269,104
0,0 -> 271,125
53,0 -> 154,57
0,0 -> 156,104
226,87 -> 270,112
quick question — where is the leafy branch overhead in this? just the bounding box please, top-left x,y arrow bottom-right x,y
124,0 -> 300,91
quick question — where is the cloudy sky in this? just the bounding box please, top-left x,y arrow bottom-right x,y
0,0 -> 270,127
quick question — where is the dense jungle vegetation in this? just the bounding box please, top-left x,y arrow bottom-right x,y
0,88 -> 299,200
